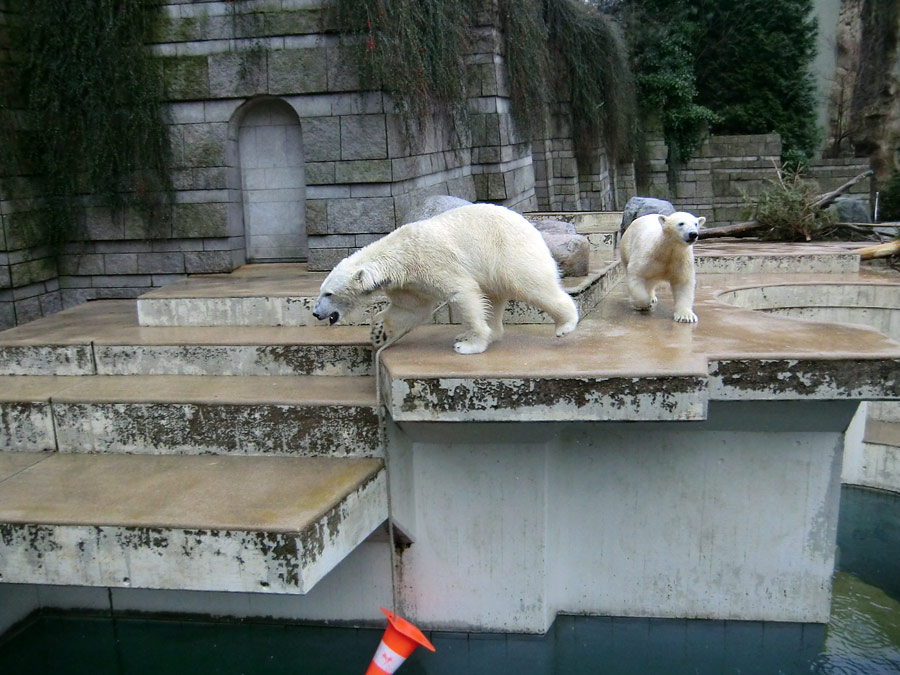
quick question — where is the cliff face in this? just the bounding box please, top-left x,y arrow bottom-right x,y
826,0 -> 900,179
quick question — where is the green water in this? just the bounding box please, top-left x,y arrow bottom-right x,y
1,486 -> 898,674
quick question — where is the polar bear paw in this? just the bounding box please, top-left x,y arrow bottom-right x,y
370,317 -> 389,347
556,319 -> 578,337
453,332 -> 489,354
673,309 -> 698,323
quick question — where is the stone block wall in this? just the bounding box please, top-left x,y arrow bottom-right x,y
0,0 -> 630,328
530,99 -> 635,214
640,133 -> 873,226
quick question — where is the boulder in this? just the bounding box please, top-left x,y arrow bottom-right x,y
827,196 -> 871,223
401,195 -> 472,225
621,197 -> 675,234
533,219 -> 577,235
541,232 -> 590,278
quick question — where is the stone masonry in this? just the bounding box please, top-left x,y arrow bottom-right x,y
642,132 -> 872,225
0,0 -> 636,329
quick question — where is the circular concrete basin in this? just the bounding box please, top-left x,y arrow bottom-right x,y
717,282 -> 900,341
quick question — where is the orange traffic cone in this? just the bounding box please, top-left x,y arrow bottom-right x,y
365,607 -> 436,674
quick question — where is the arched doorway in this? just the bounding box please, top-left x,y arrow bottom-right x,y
237,98 -> 307,261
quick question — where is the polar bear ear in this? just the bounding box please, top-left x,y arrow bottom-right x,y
657,215 -> 667,226
352,267 -> 392,293
697,217 -> 707,228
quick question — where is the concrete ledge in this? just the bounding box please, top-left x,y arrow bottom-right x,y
695,241 -> 862,274
378,271 -> 900,423
0,453 -> 386,594
135,261 -> 620,328
0,301 -> 373,376
0,375 -> 380,457
388,374 -> 708,422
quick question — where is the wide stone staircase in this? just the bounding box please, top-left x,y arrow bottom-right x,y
0,269 -> 388,595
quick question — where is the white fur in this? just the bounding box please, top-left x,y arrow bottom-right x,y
312,203 -> 579,354
619,211 -> 705,323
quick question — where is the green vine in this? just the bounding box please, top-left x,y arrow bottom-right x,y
501,0 -> 551,141
331,0 -> 636,169
2,0 -> 172,253
330,0 -> 473,138
543,0 -> 636,168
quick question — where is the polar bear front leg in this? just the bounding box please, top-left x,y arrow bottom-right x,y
627,274 -> 655,312
671,277 -> 698,323
370,291 -> 436,347
450,284 -> 492,354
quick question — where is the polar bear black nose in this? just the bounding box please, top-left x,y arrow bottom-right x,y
687,231 -> 698,243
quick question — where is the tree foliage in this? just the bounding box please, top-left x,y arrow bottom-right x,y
693,0 -> 819,159
622,0 -> 819,168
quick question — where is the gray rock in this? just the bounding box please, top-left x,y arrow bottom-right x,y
400,195 -> 472,225
827,196 -> 871,223
533,219 -> 577,235
621,197 -> 675,233
541,232 -> 590,278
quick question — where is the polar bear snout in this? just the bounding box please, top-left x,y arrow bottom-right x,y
684,229 -> 699,244
312,295 -> 342,325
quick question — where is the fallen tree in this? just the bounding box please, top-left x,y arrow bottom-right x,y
699,169 -> 875,240
858,240 -> 900,260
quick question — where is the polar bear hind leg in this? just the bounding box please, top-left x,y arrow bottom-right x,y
517,284 -> 578,337
450,281 -> 493,354
487,295 -> 508,342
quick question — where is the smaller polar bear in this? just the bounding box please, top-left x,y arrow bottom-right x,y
619,211 -> 705,323
312,203 -> 579,354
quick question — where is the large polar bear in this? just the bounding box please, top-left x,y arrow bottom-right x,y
619,211 -> 705,323
312,203 -> 579,354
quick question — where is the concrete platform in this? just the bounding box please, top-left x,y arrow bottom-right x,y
134,242 -> 864,329
135,259 -> 621,328
380,271 -> 900,422
0,375 -> 379,456
0,452 -> 386,594
0,300 -> 372,376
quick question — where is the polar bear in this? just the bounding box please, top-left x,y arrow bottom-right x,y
312,203 -> 579,354
619,211 -> 705,323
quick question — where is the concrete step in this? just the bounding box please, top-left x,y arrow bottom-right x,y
136,260 -> 622,328
0,451 -> 386,594
0,300 -> 373,376
0,375 -> 379,457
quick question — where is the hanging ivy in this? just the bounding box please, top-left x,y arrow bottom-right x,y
331,0 -> 637,169
330,0 -> 474,140
2,0 -> 172,252
543,0 -> 636,168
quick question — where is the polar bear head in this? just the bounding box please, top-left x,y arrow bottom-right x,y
312,255 -> 391,325
659,212 -> 705,244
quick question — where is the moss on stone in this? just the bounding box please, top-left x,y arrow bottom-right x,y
162,55 -> 210,101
